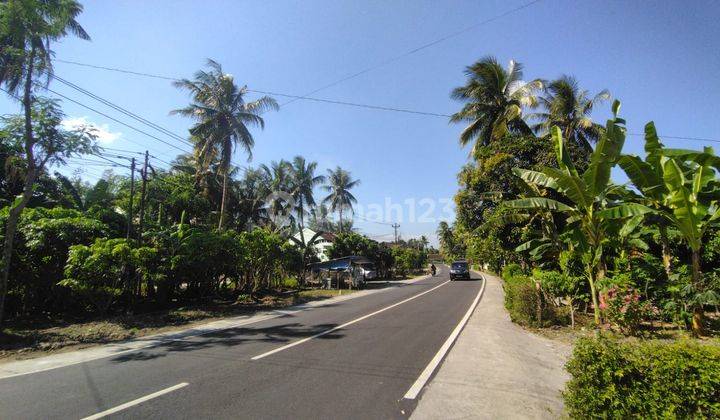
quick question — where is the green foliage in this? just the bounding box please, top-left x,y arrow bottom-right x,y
565,337 -> 720,418
600,287 -> 657,335
61,238 -> 157,312
503,273 -> 547,326
170,229 -> 244,296
238,229 -> 301,292
391,247 -> 427,277
0,207 -> 107,314
502,263 -> 524,279
282,277 -> 299,289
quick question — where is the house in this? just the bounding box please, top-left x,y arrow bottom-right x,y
291,227 -> 335,261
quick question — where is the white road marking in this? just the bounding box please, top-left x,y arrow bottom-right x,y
403,273 -> 486,400
80,382 -> 189,420
251,280 -> 451,360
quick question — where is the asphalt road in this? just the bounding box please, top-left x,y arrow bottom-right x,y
0,266 -> 484,419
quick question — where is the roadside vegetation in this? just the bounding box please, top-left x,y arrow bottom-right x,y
440,56 -> 720,417
0,0 -> 434,357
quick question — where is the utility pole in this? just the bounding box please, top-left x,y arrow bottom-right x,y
126,157 -> 136,239
137,151 -> 149,241
391,223 -> 400,244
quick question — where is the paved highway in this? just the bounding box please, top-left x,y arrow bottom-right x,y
0,266 -> 484,419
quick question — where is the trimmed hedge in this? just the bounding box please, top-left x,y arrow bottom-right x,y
565,337 -> 720,418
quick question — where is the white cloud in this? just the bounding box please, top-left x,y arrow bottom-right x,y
61,116 -> 122,144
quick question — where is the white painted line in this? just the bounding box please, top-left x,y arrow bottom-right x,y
403,273 -> 486,400
80,382 -> 189,420
251,280 -> 451,360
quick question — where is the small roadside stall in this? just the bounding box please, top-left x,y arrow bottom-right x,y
308,256 -> 372,289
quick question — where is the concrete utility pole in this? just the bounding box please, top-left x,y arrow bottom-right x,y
126,157 -> 136,239
392,223 -> 400,243
137,151 -> 149,241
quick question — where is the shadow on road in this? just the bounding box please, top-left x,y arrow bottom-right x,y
110,322 -> 342,363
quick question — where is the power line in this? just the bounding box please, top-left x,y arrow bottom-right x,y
100,146 -> 145,155
50,62 -> 720,145
54,61 -> 452,118
274,0 -> 544,108
627,132 -> 720,144
53,75 -> 194,147
250,89 -> 451,118
48,76 -> 252,175
353,213 -> 396,226
41,85 -> 194,155
54,0 -> 543,108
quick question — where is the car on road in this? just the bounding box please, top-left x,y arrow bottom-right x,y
358,262 -> 377,280
449,261 -> 470,280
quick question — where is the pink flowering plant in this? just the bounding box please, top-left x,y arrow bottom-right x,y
601,286 -> 658,335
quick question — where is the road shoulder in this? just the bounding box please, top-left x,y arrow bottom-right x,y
411,272 -> 571,419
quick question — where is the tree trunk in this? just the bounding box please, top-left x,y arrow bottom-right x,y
218,172 -> 228,230
587,263 -> 601,326
691,249 -> 705,336
297,203 -> 306,287
535,280 -> 542,326
0,49 -> 37,325
339,208 -> 343,233
659,225 -> 672,277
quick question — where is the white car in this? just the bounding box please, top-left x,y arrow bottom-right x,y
359,263 -> 378,280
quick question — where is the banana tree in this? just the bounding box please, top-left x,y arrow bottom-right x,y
505,101 -> 653,325
618,122 -> 680,276
616,124 -> 720,334
497,173 -> 562,264
658,155 -> 720,334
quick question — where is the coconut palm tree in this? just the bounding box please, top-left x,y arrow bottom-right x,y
261,159 -> 294,229
322,167 -> 359,232
0,0 -> 91,324
171,59 -> 278,229
531,75 -> 610,153
309,204 -> 333,232
450,56 -> 543,157
289,156 -> 325,244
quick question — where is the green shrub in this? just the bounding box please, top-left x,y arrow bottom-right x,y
0,207 -> 108,316
391,247 -> 428,277
61,238 -> 160,312
503,270 -> 563,327
502,263 -> 523,280
171,228 -> 244,296
565,337 -> 720,418
504,274 -> 540,325
282,277 -> 299,289
601,286 -> 658,335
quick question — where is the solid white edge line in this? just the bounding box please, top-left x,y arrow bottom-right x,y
403,272 -> 486,400
80,382 -> 189,420
251,279 -> 451,360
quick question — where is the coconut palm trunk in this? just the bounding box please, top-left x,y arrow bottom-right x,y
218,171 -> 228,230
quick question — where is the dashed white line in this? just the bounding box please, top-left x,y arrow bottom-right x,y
80,382 -> 189,420
251,280 -> 451,360
403,273 -> 486,399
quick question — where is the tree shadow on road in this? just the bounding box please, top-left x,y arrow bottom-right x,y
109,322 -> 342,363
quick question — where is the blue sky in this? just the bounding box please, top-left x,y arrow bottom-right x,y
1,0 -> 719,245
